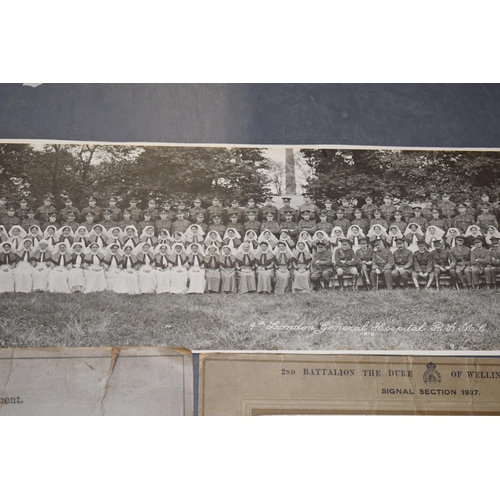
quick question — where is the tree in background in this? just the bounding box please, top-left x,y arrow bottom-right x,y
0,144 -> 272,208
301,148 -> 500,205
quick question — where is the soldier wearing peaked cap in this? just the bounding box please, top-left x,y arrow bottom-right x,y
453,203 -> 475,234
243,210 -> 262,233
278,197 -> 297,223
408,206 -> 428,231
369,208 -> 389,231
412,239 -> 435,289
477,205 -> 499,233
189,198 -> 207,223
0,195 -> 8,220
99,209 -> 116,231
351,208 -> 369,235
105,197 -> 122,222
391,210 -> 408,234
310,241 -> 334,291
81,196 -> 104,223
370,238 -> 394,289
207,196 -> 226,223
465,237 -> 491,289
391,237 -> 413,288
431,239 -> 453,289
227,211 -> 245,235
298,192 -> 319,221
1,206 -> 21,232
334,238 -> 359,291
361,196 -> 379,220
125,197 -> 143,223
297,210 -> 317,236
449,235 -> 471,289
485,237 -> 500,288
279,212 -> 299,239
379,195 -> 397,222
59,198 -> 81,223
315,210 -> 334,235
258,195 -> 278,221
15,198 -> 31,222
333,208 -> 351,236
261,211 -> 282,236
35,195 -> 57,224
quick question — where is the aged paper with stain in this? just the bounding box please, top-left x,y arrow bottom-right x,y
199,353 -> 500,415
0,347 -> 193,415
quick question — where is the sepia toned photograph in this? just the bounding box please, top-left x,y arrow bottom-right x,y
0,140 -> 499,352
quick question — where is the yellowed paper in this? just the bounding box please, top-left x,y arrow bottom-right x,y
0,347 -> 193,415
199,353 -> 500,415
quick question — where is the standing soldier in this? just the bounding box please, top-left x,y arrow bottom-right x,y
175,199 -> 190,220
477,193 -> 494,214
15,198 -> 31,222
465,237 -> 491,289
280,212 -> 299,240
315,210 -> 334,235
1,206 -> 20,232
431,239 -> 452,289
369,208 -> 389,230
298,210 -> 317,236
59,197 -> 81,223
155,209 -> 173,235
81,196 -> 103,223
0,195 -> 8,220
453,203 -> 475,234
334,239 -> 359,291
278,197 -> 297,223
207,197 -> 226,224
477,205 -> 499,233
259,196 -> 278,221
333,208 -> 351,236
322,199 -> 337,224
65,211 -> 79,233
412,239 -> 435,289
22,208 -> 40,232
261,211 -> 281,237
226,211 -> 245,235
310,241 -> 334,291
125,197 -> 143,223
428,208 -> 447,231
379,195 -> 397,222
399,198 -> 414,222
351,208 -> 369,235
391,210 -> 408,234
370,239 -> 394,290
361,196 -> 378,220
243,210 -> 262,234
208,214 -> 226,238
298,192 -> 319,221
100,209 -> 116,231
449,235 -> 471,289
485,237 -> 500,288
391,237 -> 413,288
106,197 -> 122,222
189,197 -> 207,223
438,193 -> 457,228
408,206 -> 428,231
118,209 -> 137,231
172,210 -> 191,235
242,198 -> 259,222
355,238 -> 373,290
145,199 -> 160,222
35,194 -> 57,224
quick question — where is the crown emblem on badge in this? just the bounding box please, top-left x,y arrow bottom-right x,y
423,361 -> 441,387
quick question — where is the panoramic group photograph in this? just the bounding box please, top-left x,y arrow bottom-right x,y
0,141 -> 499,351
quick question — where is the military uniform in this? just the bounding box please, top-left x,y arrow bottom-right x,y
391,219 -> 408,234
81,205 -> 104,223
370,245 -> 394,289
298,202 -> 319,221
485,241 -> 500,286
477,212 -> 499,233
412,247 -> 435,288
1,214 -> 21,232
400,204 -> 414,221
379,204 -> 397,222
453,213 -> 475,233
261,219 -> 281,236
315,221 -> 334,235
189,206 -> 207,223
361,202 -> 378,220
449,243 -> 471,287
244,219 -> 262,234
465,243 -> 491,287
22,216 -> 40,232
369,216 -> 389,231
15,204 -> 30,222
477,201 -> 494,215
59,206 -> 81,223
279,220 -> 299,239
350,215 -> 369,234
278,206 -> 297,223
126,206 -> 143,223
172,218 -> 191,234
35,204 -> 57,223
310,245 -> 334,290
407,215 -> 428,231
259,204 -> 278,221
427,216 -> 446,232
100,218 -> 116,231
334,245 -> 358,289
333,214 -> 351,235
431,246 -> 452,287
391,246 -> 413,287
155,218 -> 173,234
118,218 -> 137,231
297,218 -> 317,236
355,245 -> 373,287
209,222 -> 227,238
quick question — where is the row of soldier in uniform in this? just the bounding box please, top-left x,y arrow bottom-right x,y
1,224 -> 499,293
1,193 -> 499,236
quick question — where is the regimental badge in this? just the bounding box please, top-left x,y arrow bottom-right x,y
423,362 -> 442,387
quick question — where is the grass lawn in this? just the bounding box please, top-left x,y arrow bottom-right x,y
0,290 -> 499,351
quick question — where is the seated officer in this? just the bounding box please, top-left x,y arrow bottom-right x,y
412,239 -> 435,289
310,241 -> 334,291
391,237 -> 413,288
449,235 -> 471,289
334,238 -> 358,291
431,239 -> 452,289
465,237 -> 491,289
485,236 -> 500,288
370,239 -> 394,290
355,238 -> 373,290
